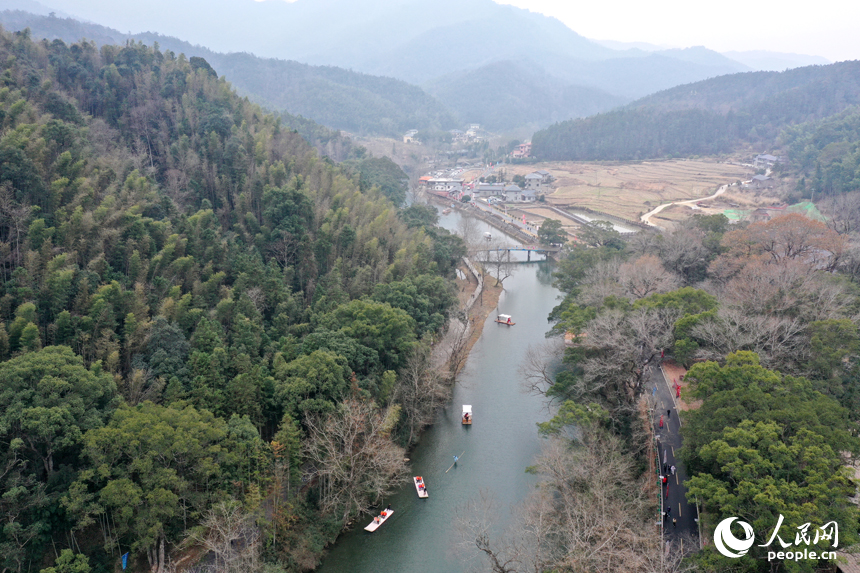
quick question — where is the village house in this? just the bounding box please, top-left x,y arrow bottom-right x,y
754,153 -> 779,169
511,142 -> 531,158
421,178 -> 464,194
504,184 -> 537,203
748,174 -> 773,189
523,173 -> 544,190
403,129 -> 419,143
473,183 -> 505,199
750,208 -> 771,222
535,170 -> 553,183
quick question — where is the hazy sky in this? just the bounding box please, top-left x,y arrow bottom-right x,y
495,0 -> 859,61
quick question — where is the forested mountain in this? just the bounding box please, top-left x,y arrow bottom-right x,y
424,60 -> 627,132
780,106 -> 860,199
0,29 -> 465,573
0,10 -> 458,136
532,60 -> 860,161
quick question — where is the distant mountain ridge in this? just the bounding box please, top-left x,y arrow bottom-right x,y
594,39 -> 831,72
15,0 -> 777,100
424,60 -> 627,132
722,50 -> 831,72
532,60 -> 860,161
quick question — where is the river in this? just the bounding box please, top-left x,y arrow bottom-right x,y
317,209 -> 561,573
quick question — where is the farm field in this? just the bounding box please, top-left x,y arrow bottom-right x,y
507,160 -> 753,221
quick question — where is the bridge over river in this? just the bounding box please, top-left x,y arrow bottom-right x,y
476,244 -> 561,262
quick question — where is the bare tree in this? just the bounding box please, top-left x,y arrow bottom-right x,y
576,258 -> 623,308
574,307 -> 679,410
458,215 -> 482,254
396,343 -> 449,444
303,398 -> 408,525
445,312 -> 472,382
690,307 -> 809,373
185,500 -> 260,573
118,368 -> 165,406
483,239 -> 516,288
457,490 -> 522,573
618,254 -> 681,300
0,182 -> 31,279
822,191 -> 860,235
518,338 -> 566,399
268,231 -> 300,269
719,258 -> 848,321
460,435 -> 696,573
655,227 -> 711,284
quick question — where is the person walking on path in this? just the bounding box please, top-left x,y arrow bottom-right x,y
671,465 -> 676,476
673,518 -> 677,528
659,414 -> 664,429
676,385 -> 681,399
667,409 -> 671,418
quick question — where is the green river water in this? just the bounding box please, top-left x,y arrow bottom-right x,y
317,210 -> 560,573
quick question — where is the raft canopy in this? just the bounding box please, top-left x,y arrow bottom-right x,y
497,314 -> 511,321
463,405 -> 472,414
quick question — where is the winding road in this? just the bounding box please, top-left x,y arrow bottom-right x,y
640,183 -> 731,229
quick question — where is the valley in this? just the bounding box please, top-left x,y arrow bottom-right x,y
1,2 -> 859,573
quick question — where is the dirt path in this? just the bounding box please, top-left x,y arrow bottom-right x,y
431,258 -> 502,374
640,183 -> 730,229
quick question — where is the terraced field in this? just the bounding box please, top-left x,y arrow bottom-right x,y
507,160 -> 752,221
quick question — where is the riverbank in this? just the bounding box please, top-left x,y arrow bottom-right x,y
453,260 -> 503,373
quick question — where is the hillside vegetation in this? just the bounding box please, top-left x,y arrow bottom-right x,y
0,29 -> 465,573
540,214 -> 860,572
780,106 -> 860,199
532,60 -> 860,161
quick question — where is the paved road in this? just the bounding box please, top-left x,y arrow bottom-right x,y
472,202 -> 539,238
649,363 -> 699,548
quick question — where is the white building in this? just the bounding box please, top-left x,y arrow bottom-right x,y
426,178 -> 464,193
523,173 -> 543,190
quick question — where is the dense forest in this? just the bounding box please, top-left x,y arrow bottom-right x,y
527,214 -> 860,571
532,60 -> 860,161
0,11 -> 458,137
779,106 -> 860,200
0,29 -> 467,573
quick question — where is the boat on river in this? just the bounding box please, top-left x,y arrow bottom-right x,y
442,208 -> 452,215
462,405 -> 472,425
414,476 -> 429,498
495,313 -> 515,326
364,508 -> 394,532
